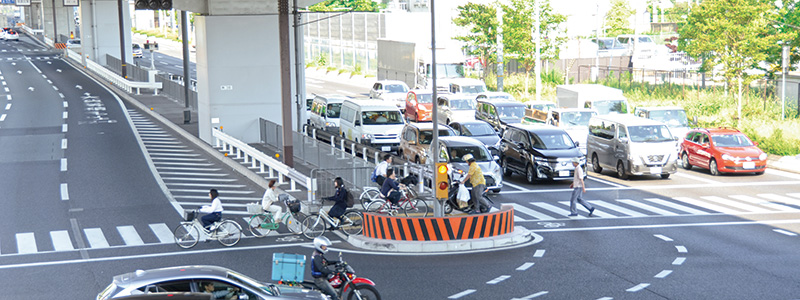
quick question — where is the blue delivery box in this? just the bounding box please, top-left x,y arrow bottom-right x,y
271,253 -> 306,282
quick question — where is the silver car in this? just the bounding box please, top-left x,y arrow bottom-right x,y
369,80 -> 409,111
436,136 -> 503,193
97,265 -> 325,300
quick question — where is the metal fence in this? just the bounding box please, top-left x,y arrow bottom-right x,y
105,54 -> 152,82
155,73 -> 198,109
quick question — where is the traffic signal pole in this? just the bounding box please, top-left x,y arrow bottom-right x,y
430,0 -> 443,217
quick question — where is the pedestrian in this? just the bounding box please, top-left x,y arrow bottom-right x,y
261,179 -> 284,223
568,157 -> 595,217
460,154 -> 486,214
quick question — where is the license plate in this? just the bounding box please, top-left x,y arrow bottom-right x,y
559,170 -> 570,177
650,167 -> 662,174
381,146 -> 391,152
742,162 -> 755,169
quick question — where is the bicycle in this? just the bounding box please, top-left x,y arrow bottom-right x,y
301,208 -> 363,239
174,210 -> 242,249
359,184 -> 418,210
248,198 -> 307,237
364,188 -> 429,217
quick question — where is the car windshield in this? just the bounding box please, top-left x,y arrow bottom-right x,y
591,100 -> 627,115
628,125 -> 673,142
432,64 -> 465,78
228,271 -> 276,296
712,134 -> 754,147
326,103 -> 341,118
419,129 -> 454,144
133,44 -> 141,49
529,103 -> 556,112
561,111 -> 596,128
450,99 -> 476,110
596,38 -> 617,50
361,110 -> 404,125
385,84 -> 407,93
461,123 -> 495,136
531,132 -> 576,150
648,110 -> 688,127
447,146 -> 492,162
498,105 -> 525,122
461,85 -> 486,94
415,93 -> 433,104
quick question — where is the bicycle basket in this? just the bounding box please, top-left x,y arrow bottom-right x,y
286,199 -> 301,213
183,210 -> 196,221
246,203 -> 264,214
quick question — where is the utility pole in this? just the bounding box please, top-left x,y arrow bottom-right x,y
181,10 -> 191,124
782,43 -> 789,120
431,0 -> 442,217
534,0 -> 541,102
117,0 -> 127,79
497,7 -> 504,92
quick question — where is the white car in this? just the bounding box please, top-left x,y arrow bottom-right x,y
66,39 -> 81,49
475,91 -> 515,102
369,80 -> 409,111
4,30 -> 17,41
437,94 -> 476,124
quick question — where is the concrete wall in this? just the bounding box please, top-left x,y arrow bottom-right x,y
42,0 -> 76,43
80,0 -> 132,66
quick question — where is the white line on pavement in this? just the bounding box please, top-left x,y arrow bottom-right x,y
511,291 -> 549,299
50,230 -> 74,251
596,297 -> 613,300
626,283 -> 650,292
60,158 -> 67,171
675,246 -> 687,253
533,249 -> 546,257
672,257 -> 686,265
654,234 -> 673,242
587,176 -> 627,188
516,262 -> 535,271
448,290 -> 476,299
486,275 -> 511,284
6,94 -> 10,100
61,138 -> 67,149
502,181 -> 529,191
60,183 -> 69,200
498,180 -> 800,194
673,172 -> 721,184
62,124 -> 67,133
654,270 -> 673,278
16,233 -> 37,254
773,229 -> 797,236
63,101 -> 68,107
0,114 -> 5,121
4,103 -> 9,110
531,219 -> 800,233
59,93 -> 64,98
63,111 -> 68,119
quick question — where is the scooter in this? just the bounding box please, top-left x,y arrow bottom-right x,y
301,252 -> 381,300
443,170 -> 494,215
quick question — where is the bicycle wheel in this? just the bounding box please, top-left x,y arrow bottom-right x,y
341,210 -> 363,235
406,185 -> 418,199
360,189 -> 381,210
173,223 -> 199,249
403,199 -> 429,217
345,283 -> 381,300
285,213 -> 304,234
248,213 -> 273,238
302,214 -> 326,240
365,200 -> 387,214
216,220 -> 242,247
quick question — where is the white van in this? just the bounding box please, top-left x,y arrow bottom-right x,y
586,114 -> 678,179
309,94 -> 350,134
339,99 -> 405,153
448,78 -> 487,96
557,84 -> 629,116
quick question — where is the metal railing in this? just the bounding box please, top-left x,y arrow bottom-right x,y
156,73 -> 198,109
212,127 -> 313,201
65,50 -> 163,95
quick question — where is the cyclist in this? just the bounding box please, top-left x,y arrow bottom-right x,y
373,154 -> 392,186
322,177 -> 348,230
311,236 -> 339,300
261,179 -> 283,223
200,189 -> 224,230
380,168 -> 405,208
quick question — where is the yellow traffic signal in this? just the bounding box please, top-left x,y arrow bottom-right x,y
435,163 -> 449,200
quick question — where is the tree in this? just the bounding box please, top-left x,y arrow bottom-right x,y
453,3 -> 498,79
501,0 -> 567,96
762,1 -> 800,79
678,0 -> 785,122
308,0 -> 383,12
605,0 -> 634,37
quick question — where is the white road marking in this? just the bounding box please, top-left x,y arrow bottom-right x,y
162,177 -> 237,182
556,201 -> 616,218
50,230 -> 74,251
765,168 -> 800,180
61,138 -> 67,149
448,290 -> 476,299
502,181 -> 529,191
673,172 -> 721,184
511,291 -> 549,299
84,228 -> 110,248
63,101 -> 68,107
673,257 -> 686,265
531,202 -> 584,218
758,194 -> 800,206
62,124 -> 67,133
1,81 -> 5,85
60,183 -> 69,200
117,226 -> 145,246
47,80 -> 52,84
626,283 -> 650,292
643,198 -> 708,215
149,223 -> 174,243
533,249 -> 546,257
0,114 -> 5,121
53,86 -> 58,91
6,94 -> 10,100
510,203 -> 555,221
486,275 -> 511,284
728,195 -> 798,212
773,229 -> 797,236
4,103 -> 9,110
654,234 -> 673,242
587,176 -> 627,187
60,158 -> 67,171
3,87 -> 8,92
596,297 -> 613,300
63,111 -> 68,119
16,233 -> 38,254
516,262 -> 535,271
576,200 -> 645,217
654,270 -> 673,278
621,199 -> 680,216
532,219 -> 800,233
672,197 -> 743,214
59,93 -> 64,98
498,180 -> 800,195
700,196 -> 773,213
675,245 -> 687,253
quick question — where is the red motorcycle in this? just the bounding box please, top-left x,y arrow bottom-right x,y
302,252 -> 381,300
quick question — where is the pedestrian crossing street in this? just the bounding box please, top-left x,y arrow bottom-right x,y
510,193 -> 800,221
127,109 -> 266,216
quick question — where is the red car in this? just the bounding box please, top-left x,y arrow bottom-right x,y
405,89 -> 434,122
679,128 -> 767,175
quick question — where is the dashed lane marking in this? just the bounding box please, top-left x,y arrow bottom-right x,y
511,291 -> 549,299
60,183 -> 69,200
486,275 -> 511,284
654,270 -> 673,278
626,283 -> 650,292
516,262 -> 534,271
533,249 -> 545,257
773,229 -> 797,236
448,290 -> 476,299
654,234 -> 673,242
675,246 -> 687,253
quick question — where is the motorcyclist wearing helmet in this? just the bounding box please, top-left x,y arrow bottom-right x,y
311,236 -> 339,300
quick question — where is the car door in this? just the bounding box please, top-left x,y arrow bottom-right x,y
370,83 -> 381,98
614,125 -> 629,168
505,129 -> 524,171
437,97 -> 449,124
695,133 -> 712,168
194,279 -> 264,300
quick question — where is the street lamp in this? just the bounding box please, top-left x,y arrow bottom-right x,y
780,41 -> 789,120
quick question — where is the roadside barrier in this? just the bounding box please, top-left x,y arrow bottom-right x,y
64,49 -> 162,95
362,205 -> 515,241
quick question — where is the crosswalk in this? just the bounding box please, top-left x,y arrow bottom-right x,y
1,56 -> 59,62
511,193 -> 800,221
128,109 -> 264,216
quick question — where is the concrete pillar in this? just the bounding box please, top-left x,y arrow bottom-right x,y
26,2 -> 43,30
194,14 -> 298,143
42,0 -> 74,42
79,0 -> 132,65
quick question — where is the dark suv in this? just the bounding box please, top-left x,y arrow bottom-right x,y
500,124 -> 585,183
475,99 -> 526,134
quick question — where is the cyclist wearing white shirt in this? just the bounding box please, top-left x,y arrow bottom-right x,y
200,189 -> 224,229
261,179 -> 283,223
374,154 -> 392,186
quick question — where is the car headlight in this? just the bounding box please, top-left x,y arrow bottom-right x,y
759,153 -> 767,161
325,122 -> 331,126
533,156 -> 547,163
362,133 -> 373,140
721,154 -> 735,161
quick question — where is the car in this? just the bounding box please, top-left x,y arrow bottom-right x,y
446,78 -> 487,96
634,106 -> 692,143
66,38 -> 81,49
545,108 -> 598,154
1,27 -> 10,40
449,120 -> 501,157
436,94 -> 476,124
132,43 -> 143,58
308,94 -> 350,134
96,265 -> 325,300
475,98 -> 526,134
404,89 -> 435,122
399,122 -> 456,164
475,91 -> 515,102
5,30 -> 18,41
680,128 -> 767,176
339,99 -> 404,152
592,37 -> 628,57
522,100 -> 556,123
500,123 -> 585,183
437,136 -> 503,193
369,80 -> 409,111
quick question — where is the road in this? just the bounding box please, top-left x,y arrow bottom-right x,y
1,32 -> 800,299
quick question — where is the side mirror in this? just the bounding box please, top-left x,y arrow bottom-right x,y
575,141 -> 580,147
355,119 -> 361,126
493,155 -> 500,162
620,137 -> 629,144
517,142 -> 525,149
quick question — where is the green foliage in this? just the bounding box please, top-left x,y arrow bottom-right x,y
605,0 -> 634,37
308,0 -> 383,12
453,3 -> 498,73
762,3 -> 800,79
316,54 -> 329,67
352,63 -> 362,75
501,0 -> 567,72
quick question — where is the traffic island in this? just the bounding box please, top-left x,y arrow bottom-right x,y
348,205 -> 541,253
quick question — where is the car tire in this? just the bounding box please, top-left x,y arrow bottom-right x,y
492,188 -> 501,193
660,173 -> 670,179
616,160 -> 629,180
415,157 -> 421,164
754,171 -> 765,175
415,113 -> 419,122
591,154 -> 603,173
526,164 -> 535,183
502,158 -> 513,177
709,159 -> 720,176
681,152 -> 692,170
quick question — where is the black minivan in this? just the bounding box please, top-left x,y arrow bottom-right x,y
500,124 -> 585,183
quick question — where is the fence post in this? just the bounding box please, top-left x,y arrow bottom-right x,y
363,146 -> 368,162
375,152 -> 379,165
331,137 -> 335,155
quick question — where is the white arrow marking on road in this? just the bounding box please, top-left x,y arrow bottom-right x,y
76,85 -> 82,89
56,69 -> 62,72
17,70 -> 22,74
28,87 -> 34,91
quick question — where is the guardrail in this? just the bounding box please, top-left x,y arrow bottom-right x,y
212,127 -> 313,201
18,24 -> 44,35
65,50 -> 163,95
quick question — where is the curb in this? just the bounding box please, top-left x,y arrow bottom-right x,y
767,154 -> 800,174
346,226 -> 540,253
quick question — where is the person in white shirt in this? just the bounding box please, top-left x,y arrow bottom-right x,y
568,157 -> 595,217
200,189 -> 224,229
374,154 -> 392,186
261,179 -> 283,223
